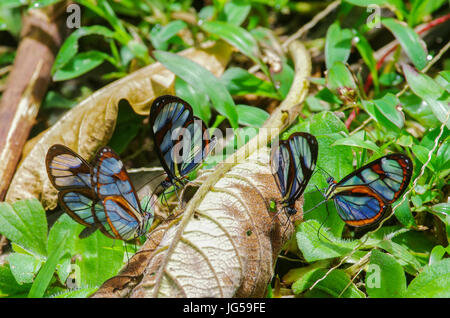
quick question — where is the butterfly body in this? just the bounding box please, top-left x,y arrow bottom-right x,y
149,95 -> 216,195
324,153 -> 413,227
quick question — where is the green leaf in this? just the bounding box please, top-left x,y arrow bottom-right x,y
378,240 -> 422,275
175,77 -> 211,123
8,253 -> 42,284
412,144 -> 436,172
373,93 -> 404,129
331,131 -> 381,153
0,265 -> 31,297
47,214 -> 125,288
28,233 -> 68,298
406,259 -> 450,297
0,0 -> 28,9
353,30 -> 378,90
325,23 -> 353,70
201,21 -> 264,72
401,92 -> 441,128
296,220 -> 359,262
408,0 -> 447,26
366,249 -> 406,298
236,104 -> 269,127
221,67 -> 279,99
42,91 -> 77,110
49,286 -> 98,298
394,198 -> 417,228
271,60 -> 294,99
154,50 -> 238,128
0,199 -> 47,257
382,19 -> 428,70
76,0 -> 131,44
292,268 -> 364,298
108,102 -> 145,154
150,20 -> 187,51
221,0 -> 251,26
429,246 -> 446,265
53,51 -> 113,81
403,64 -> 450,129
28,0 -> 63,9
326,61 -> 357,92
52,25 -> 116,74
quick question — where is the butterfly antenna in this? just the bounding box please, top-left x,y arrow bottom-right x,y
316,165 -> 333,180
303,199 -> 328,215
316,202 -> 332,243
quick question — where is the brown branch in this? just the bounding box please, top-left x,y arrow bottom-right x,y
0,4 -> 67,201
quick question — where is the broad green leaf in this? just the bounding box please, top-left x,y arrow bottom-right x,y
331,131 -> 381,153
378,240 -> 422,275
108,102 -> 145,154
406,258 -> 450,297
326,61 -> 357,92
28,0 -> 63,8
0,265 -> 31,297
49,286 -> 98,298
221,0 -> 251,26
221,67 -> 279,99
373,93 -> 404,128
366,249 -> 406,298
408,0 -> 447,26
296,220 -> 359,262
0,199 -> 47,257
201,21 -> 265,73
8,253 -> 42,284
0,0 -> 27,9
429,246 -> 446,265
403,64 -> 450,129
76,0 -> 131,44
175,77 -> 211,123
53,51 -> 113,81
325,23 -> 353,69
154,50 -> 238,128
236,104 -> 269,127
42,91 -> 77,110
382,19 -> 428,70
52,25 -> 116,74
48,214 -> 124,288
271,60 -> 294,99
292,268 -> 364,298
353,30 -> 378,90
412,144 -> 436,172
150,20 -> 187,51
28,233 -> 68,298
401,93 -> 441,128
394,198 -> 417,228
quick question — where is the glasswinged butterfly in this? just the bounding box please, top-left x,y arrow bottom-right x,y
270,132 -> 318,218
149,95 -> 216,194
46,144 -> 154,240
319,153 -> 413,227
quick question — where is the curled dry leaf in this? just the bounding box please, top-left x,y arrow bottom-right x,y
93,41 -> 312,298
93,147 -> 302,298
5,41 -> 232,209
